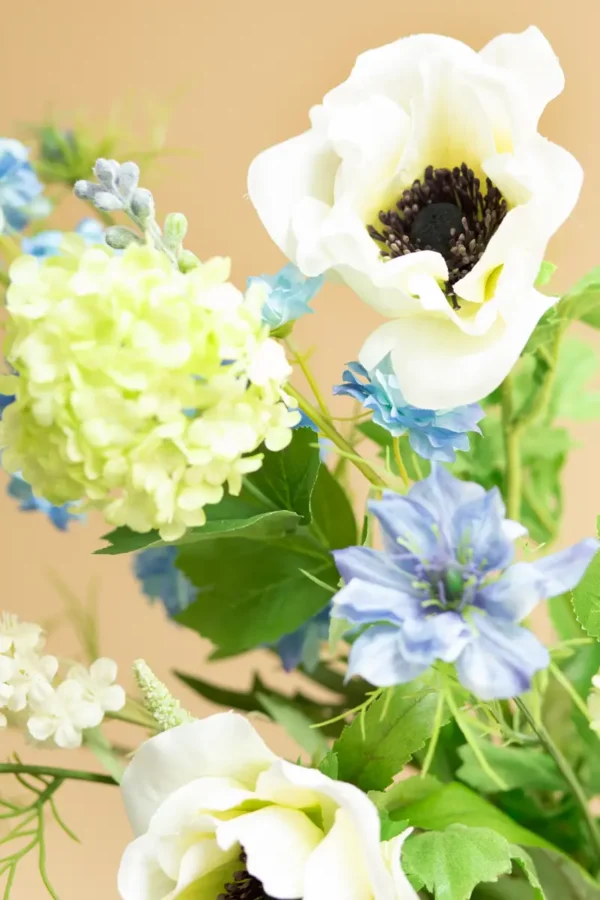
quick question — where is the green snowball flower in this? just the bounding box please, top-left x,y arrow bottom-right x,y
0,237 -> 298,540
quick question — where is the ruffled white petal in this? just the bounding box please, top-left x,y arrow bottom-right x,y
121,714 -> 276,835
118,834 -> 174,900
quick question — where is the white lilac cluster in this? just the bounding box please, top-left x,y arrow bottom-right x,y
0,612 -> 125,748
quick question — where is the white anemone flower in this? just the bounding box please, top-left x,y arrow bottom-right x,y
118,712 -> 418,900
248,27 -> 582,407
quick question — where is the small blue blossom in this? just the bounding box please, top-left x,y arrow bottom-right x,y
134,546 -> 197,618
332,465 -> 599,700
6,473 -> 83,531
0,392 -> 15,415
248,263 -> 324,329
333,356 -> 484,463
0,139 -> 50,233
275,605 -> 331,672
21,217 -> 105,258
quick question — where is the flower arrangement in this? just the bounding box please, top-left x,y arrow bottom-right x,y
2,24 -> 600,900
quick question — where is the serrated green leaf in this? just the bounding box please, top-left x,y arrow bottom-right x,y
318,751 -> 339,779
509,846 -> 545,900
256,692 -> 329,761
310,463 -> 357,549
332,683 -> 451,791
176,534 -> 336,654
572,550 -> 600,640
457,742 -> 565,794
402,825 -> 516,900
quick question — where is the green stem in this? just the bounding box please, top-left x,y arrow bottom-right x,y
285,384 -> 387,489
515,697 -> 600,866
0,763 -> 117,787
501,373 -> 522,521
285,338 -> 330,417
392,437 -> 410,487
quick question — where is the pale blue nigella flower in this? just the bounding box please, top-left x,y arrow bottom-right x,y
334,356 -> 484,463
134,547 -> 197,618
0,139 -> 50,233
331,465 -> 599,700
21,217 -> 105,258
248,263 -> 324,329
276,605 -> 331,672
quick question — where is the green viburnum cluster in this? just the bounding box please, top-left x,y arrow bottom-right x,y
0,237 -> 298,540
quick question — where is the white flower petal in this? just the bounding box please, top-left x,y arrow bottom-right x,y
304,808 -> 374,900
359,286 -> 554,408
118,834 -> 174,900
90,657 -> 119,685
217,806 -> 324,899
381,830 -> 420,899
121,713 -> 276,835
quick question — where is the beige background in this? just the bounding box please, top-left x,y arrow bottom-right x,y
1,0 -> 599,896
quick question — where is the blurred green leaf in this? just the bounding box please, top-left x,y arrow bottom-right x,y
256,691 -> 329,761
457,742 -> 565,794
310,463 -> 357,549
572,550 -> 600,640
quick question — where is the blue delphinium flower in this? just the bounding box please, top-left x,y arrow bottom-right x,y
21,217 -> 105,258
332,465 -> 598,700
248,263 -> 324,329
275,605 -> 331,672
6,473 -> 83,531
0,139 -> 49,233
334,356 -> 484,463
134,546 -> 197,618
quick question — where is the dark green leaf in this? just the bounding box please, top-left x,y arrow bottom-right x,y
398,782 -> 553,848
402,825 -> 517,900
310,464 -> 357,549
249,427 -> 320,523
332,683 -> 451,791
524,848 -> 600,900
572,550 -> 600,640
176,534 -> 336,654
457,743 -> 565,793
256,692 -> 329,761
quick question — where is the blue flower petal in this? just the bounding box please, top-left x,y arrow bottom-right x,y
368,493 -> 441,559
455,612 -> 550,700
477,563 -> 547,622
347,625 -> 430,686
134,546 -> 197,617
0,139 -> 48,234
529,539 -> 600,597
451,487 -> 514,572
6,474 -> 83,531
332,577 -> 423,627
248,263 -> 323,329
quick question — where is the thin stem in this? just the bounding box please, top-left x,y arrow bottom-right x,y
420,691 -> 445,778
285,384 -> 388,489
549,663 -> 593,722
285,339 -> 330,417
392,437 -> 410,487
515,697 -> 600,866
501,373 -> 522,521
0,763 -> 117,787
445,688 -> 507,790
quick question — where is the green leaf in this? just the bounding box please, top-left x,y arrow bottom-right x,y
249,427 -> 320,523
98,510 -> 301,555
310,463 -> 357,549
332,683 -> 451,791
549,338 -> 600,422
83,727 -> 126,783
397,782 -> 553,848
176,533 -> 336,654
510,847 -> 545,900
369,774 -> 443,814
402,825 -> 518,900
379,809 -> 410,841
559,266 -> 600,329
572,550 -> 600,640
457,742 -> 565,794
359,422 -> 432,480
524,848 -> 600,900
318,751 -> 339,779
536,262 -> 557,288
256,692 -> 329,761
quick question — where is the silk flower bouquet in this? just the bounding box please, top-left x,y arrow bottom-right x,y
1,24 -> 600,900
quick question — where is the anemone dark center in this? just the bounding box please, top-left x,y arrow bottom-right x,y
368,163 -> 508,310
218,854 -> 299,900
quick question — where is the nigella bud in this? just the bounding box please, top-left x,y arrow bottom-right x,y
164,212 -> 188,250
130,187 -> 155,223
93,158 -> 120,189
93,191 -> 124,212
178,249 -> 200,272
105,225 -> 142,250
116,162 -> 140,202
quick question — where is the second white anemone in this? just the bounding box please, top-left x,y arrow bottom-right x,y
117,712 -> 418,900
248,26 -> 582,408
